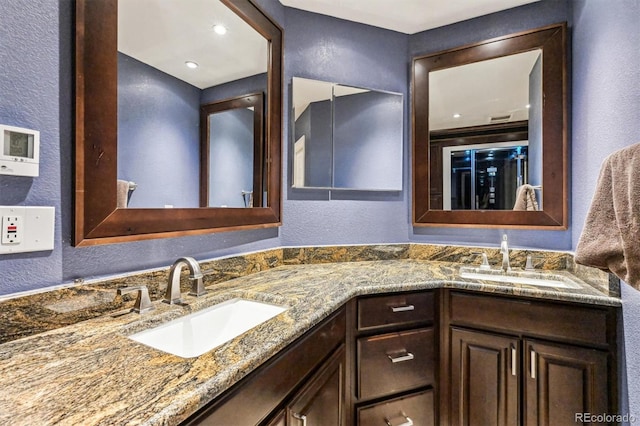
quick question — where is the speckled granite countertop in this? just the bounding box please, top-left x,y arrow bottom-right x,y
0,254 -> 620,425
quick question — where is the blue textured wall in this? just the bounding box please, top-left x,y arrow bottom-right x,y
0,0 -> 64,292
282,7 -> 409,246
333,90 -> 403,190
528,55 -> 543,192
571,0 -> 640,419
118,53 -> 201,208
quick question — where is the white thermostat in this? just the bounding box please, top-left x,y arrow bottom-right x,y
0,124 -> 40,177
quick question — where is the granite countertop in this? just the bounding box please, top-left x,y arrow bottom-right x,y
0,259 -> 620,425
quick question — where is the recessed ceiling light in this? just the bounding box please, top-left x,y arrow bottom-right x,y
185,61 -> 199,69
213,24 -> 228,35
526,104 -> 531,109
453,113 -> 461,118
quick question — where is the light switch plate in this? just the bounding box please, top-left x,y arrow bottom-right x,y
0,206 -> 54,254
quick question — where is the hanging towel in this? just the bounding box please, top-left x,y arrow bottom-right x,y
116,179 -> 129,208
513,184 -> 539,211
575,143 -> 640,289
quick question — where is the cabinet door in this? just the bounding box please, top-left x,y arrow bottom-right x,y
450,327 -> 519,426
524,340 -> 609,426
287,345 -> 345,426
263,410 -> 286,426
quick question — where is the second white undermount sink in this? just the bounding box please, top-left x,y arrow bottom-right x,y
459,267 -> 583,289
128,298 -> 287,358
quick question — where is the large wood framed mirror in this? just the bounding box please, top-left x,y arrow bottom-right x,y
412,23 -> 567,229
75,0 -> 282,246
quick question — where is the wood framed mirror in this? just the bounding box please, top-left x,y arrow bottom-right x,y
412,23 -> 567,229
75,0 -> 282,246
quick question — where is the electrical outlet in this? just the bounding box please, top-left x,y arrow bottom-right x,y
0,206 -> 54,254
2,215 -> 22,244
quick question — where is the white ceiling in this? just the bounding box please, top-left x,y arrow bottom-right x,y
430,50 -> 542,130
118,0 -> 267,89
278,0 -> 540,34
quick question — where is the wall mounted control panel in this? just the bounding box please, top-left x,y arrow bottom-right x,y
0,206 -> 54,254
0,124 -> 40,177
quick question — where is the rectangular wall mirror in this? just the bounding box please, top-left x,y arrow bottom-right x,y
412,23 -> 567,228
75,0 -> 283,245
291,77 -> 403,191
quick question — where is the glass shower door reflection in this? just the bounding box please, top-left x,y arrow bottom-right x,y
445,142 -> 528,210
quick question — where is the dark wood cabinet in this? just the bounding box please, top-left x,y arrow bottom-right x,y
445,291 -> 617,426
286,345 -> 345,425
450,327 -> 519,426
182,288 -> 617,426
524,339 -> 608,426
352,291 -> 437,425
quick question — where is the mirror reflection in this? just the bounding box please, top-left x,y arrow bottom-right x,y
200,93 -> 263,208
116,0 -> 267,208
292,77 -> 403,191
429,49 -> 542,211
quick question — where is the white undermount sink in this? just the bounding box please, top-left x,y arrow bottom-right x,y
129,298 -> 288,358
459,267 -> 583,289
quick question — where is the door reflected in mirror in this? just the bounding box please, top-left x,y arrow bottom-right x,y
429,49 -> 542,211
200,93 -> 264,208
292,77 -> 403,191
117,0 -> 267,209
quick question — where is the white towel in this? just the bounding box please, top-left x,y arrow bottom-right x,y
513,184 -> 539,211
116,179 -> 129,208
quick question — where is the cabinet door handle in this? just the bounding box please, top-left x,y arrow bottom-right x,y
530,349 -> 536,379
511,345 -> 517,376
292,412 -> 307,426
388,352 -> 414,363
385,415 -> 414,426
390,304 -> 415,313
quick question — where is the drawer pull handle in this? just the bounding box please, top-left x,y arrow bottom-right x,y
292,412 -> 307,426
385,415 -> 414,426
391,305 -> 415,313
511,345 -> 517,376
530,349 -> 536,379
388,352 -> 414,363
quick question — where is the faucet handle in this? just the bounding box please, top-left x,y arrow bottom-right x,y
525,254 -> 544,271
188,274 -> 206,297
117,285 -> 154,314
472,252 -> 491,270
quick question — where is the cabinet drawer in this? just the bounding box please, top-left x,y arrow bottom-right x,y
449,292 -> 611,347
357,389 -> 434,426
358,291 -> 434,331
358,327 -> 434,400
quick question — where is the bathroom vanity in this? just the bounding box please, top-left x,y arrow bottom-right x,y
183,288 -> 617,425
0,246 -> 621,425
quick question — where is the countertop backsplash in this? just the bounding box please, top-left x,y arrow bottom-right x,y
0,244 -> 617,344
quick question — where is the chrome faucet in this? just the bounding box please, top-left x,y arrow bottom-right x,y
500,234 -> 511,272
164,257 -> 205,304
